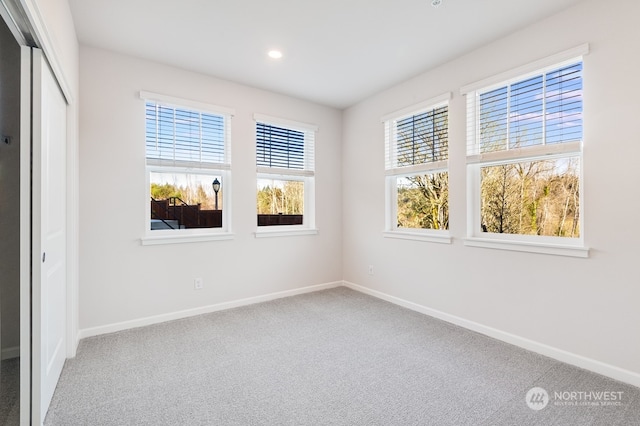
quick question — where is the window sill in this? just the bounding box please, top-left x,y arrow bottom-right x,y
141,232 -> 234,246
383,231 -> 452,244
463,237 -> 589,258
254,228 -> 319,238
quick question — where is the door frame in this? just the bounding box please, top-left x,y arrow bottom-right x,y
19,44 -> 31,426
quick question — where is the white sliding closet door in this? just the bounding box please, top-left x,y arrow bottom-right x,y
31,47 -> 68,425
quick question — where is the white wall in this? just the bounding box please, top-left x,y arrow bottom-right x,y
78,46 -> 343,331
342,0 -> 640,379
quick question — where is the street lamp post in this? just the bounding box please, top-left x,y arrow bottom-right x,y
212,178 -> 221,210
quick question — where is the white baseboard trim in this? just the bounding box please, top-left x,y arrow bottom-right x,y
1,346 -> 20,360
343,281 -> 640,389
79,281 -> 342,340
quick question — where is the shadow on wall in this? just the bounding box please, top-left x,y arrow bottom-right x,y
0,5 -> 22,381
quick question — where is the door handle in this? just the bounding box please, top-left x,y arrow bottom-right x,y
42,252 -> 46,263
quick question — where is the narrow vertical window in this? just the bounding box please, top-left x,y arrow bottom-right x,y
383,94 -> 451,243
255,115 -> 317,234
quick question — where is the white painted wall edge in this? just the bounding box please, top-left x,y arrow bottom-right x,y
21,0 -> 74,103
78,281 -> 343,339
343,281 -> 640,389
1,346 -> 20,360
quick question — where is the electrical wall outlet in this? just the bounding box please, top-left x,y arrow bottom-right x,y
194,277 -> 203,290
368,265 -> 374,275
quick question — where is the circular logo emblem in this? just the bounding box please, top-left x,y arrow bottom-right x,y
526,387 -> 549,410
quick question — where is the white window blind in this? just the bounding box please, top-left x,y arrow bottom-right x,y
144,100 -> 231,169
467,61 -> 583,163
256,121 -> 315,176
385,103 -> 448,175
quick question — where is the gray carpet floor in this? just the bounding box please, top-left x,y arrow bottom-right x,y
44,287 -> 640,425
0,357 -> 20,426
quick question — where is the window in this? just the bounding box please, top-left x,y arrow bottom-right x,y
464,47 -> 588,256
383,94 -> 451,243
255,114 -> 316,235
141,92 -> 233,244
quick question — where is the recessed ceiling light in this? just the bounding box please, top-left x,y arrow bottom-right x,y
268,50 -> 283,59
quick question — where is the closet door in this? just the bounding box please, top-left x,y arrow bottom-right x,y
31,47 -> 67,425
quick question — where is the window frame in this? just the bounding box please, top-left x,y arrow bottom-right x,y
382,93 -> 452,244
461,45 -> 590,257
140,91 -> 235,245
254,114 -> 318,238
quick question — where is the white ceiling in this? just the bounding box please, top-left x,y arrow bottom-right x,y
68,0 -> 585,109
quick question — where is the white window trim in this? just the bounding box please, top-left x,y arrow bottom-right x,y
254,228 -> 319,239
383,231 -> 452,244
142,166 -> 233,245
253,113 -> 318,132
383,93 -> 452,241
385,169 -> 451,242
463,48 -> 590,257
140,91 -> 235,117
254,115 -> 317,236
141,232 -> 235,246
381,92 -> 452,123
465,155 -> 588,258
460,44 -> 589,95
463,237 -> 589,258
140,94 -> 234,244
255,172 -> 316,233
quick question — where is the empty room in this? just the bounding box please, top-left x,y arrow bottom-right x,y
1,0 -> 639,425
